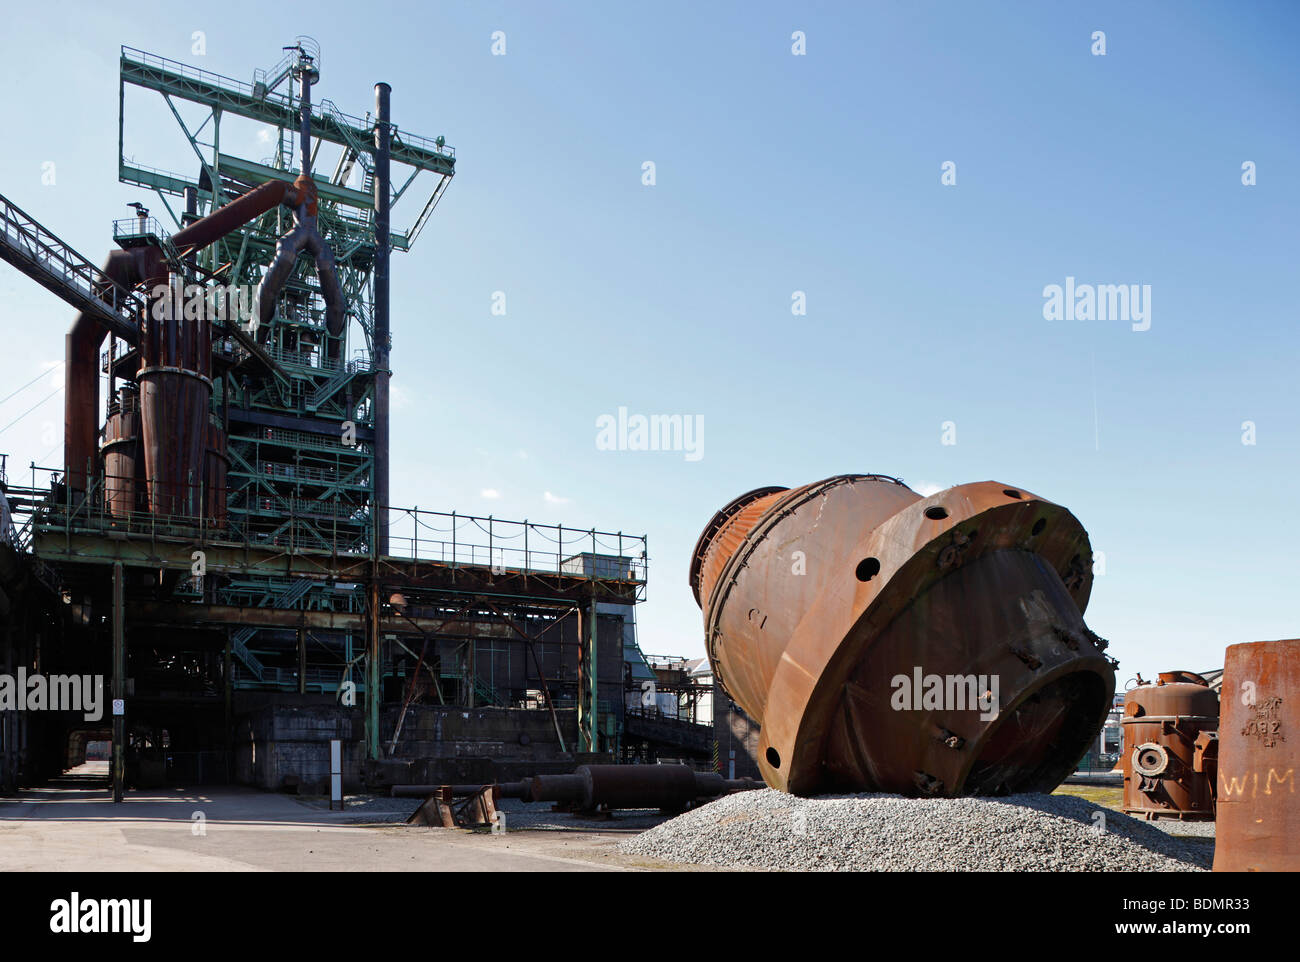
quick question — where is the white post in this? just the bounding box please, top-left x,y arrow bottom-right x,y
330,738 -> 343,811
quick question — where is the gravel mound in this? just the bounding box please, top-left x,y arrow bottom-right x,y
619,789 -> 1210,871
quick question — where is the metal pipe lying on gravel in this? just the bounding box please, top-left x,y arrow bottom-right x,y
394,764 -> 764,813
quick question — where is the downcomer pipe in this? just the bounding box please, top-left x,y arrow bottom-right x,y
64,178 -> 302,491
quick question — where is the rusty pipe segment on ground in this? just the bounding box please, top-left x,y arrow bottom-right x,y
1214,639 -> 1300,872
393,765 -> 763,812
691,474 -> 1117,797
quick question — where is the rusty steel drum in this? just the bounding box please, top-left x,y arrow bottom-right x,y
1120,671 -> 1218,820
690,474 -> 1116,797
137,273 -> 214,519
204,418 -> 229,525
1214,639 -> 1300,872
101,385 -> 146,518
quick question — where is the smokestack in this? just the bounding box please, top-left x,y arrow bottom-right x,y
373,81 -> 391,556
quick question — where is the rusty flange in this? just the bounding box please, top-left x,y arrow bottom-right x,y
691,474 -> 1116,797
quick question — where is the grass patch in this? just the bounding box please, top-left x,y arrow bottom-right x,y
1053,784 -> 1124,812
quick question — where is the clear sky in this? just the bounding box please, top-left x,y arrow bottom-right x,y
1,2 -> 1296,682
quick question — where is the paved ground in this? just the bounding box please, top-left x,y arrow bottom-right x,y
3,772 -> 1213,872
0,773 -> 689,872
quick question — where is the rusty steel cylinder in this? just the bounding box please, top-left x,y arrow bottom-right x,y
690,474 -> 1116,797
520,765 -> 761,810
138,274 -> 213,519
1120,671 -> 1219,820
1214,639 -> 1300,872
101,385 -> 146,518
204,418 -> 229,525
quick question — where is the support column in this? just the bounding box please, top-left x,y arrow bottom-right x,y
223,634 -> 232,783
1,623 -> 12,792
112,562 -> 125,803
372,82 -> 392,556
578,595 -> 600,753
366,580 -> 381,759
297,625 -> 306,694
589,593 -> 599,754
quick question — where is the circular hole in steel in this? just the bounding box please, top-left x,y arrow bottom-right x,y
1003,489 -> 1022,499
855,557 -> 881,582
765,747 -> 781,769
1031,518 -> 1046,536
924,505 -> 949,520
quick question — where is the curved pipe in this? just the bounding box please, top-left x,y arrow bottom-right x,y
253,175 -> 346,343
64,179 -> 309,489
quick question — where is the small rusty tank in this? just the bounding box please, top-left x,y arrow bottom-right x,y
1120,671 -> 1218,820
101,385 -> 146,518
203,417 -> 229,526
1214,638 -> 1300,872
690,474 -> 1117,797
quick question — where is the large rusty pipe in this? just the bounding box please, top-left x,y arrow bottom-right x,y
692,474 -> 1116,797
65,249 -> 145,491
64,179 -> 301,490
1214,639 -> 1300,872
392,766 -> 764,810
172,180 -> 289,254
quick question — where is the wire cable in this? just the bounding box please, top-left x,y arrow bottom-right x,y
0,386 -> 63,435
0,365 -> 62,407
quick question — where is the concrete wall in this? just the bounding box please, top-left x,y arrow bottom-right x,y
382,705 -> 587,785
234,700 -> 591,791
234,702 -> 364,792
713,685 -> 762,780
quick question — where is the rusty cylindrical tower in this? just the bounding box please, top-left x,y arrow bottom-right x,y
1214,638 -> 1300,872
690,474 -> 1116,797
1119,671 -> 1219,820
137,274 -> 213,519
101,384 -> 146,518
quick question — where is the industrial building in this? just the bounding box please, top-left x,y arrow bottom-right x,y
0,39 -> 714,798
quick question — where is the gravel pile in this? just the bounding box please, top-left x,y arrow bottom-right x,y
619,789 -> 1211,871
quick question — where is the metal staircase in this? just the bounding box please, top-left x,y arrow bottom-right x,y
229,578 -> 315,681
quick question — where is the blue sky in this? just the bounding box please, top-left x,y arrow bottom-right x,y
0,2 -> 1296,681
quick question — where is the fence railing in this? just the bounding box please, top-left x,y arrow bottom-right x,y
13,464 -> 647,586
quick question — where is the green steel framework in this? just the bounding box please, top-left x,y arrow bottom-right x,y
115,42 -> 454,686
2,42 -> 648,784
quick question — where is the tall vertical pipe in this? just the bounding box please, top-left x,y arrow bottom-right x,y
373,82 -> 392,556
299,64 -> 313,176
182,186 -> 198,285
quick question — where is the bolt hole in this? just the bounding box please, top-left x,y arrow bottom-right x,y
765,747 -> 781,769
1003,489 -> 1022,499
1031,518 -> 1046,536
855,557 -> 881,582
924,505 -> 949,520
